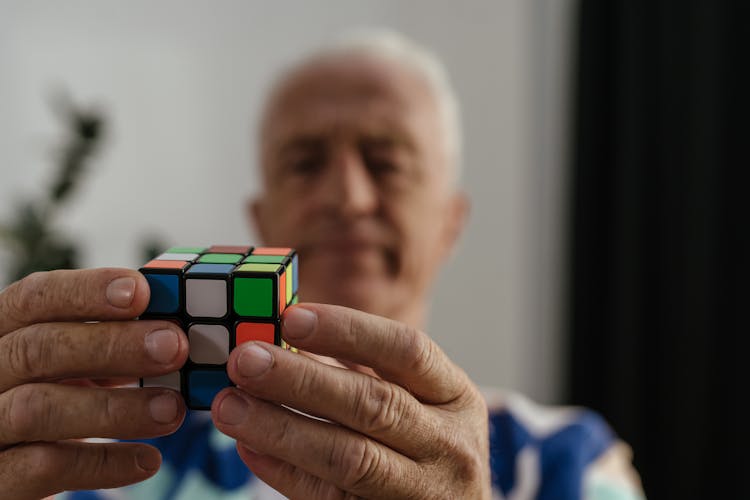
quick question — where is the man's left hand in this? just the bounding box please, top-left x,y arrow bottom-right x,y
211,304 -> 491,499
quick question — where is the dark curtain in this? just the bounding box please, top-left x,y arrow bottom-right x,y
567,1 -> 746,498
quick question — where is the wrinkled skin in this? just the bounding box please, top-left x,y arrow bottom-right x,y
213,304 -> 491,499
0,269 -> 188,499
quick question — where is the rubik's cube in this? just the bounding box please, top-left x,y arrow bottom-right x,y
138,245 -> 299,410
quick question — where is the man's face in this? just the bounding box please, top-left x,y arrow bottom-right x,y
252,54 -> 467,321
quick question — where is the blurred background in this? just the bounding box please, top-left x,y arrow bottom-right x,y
0,1 -> 743,497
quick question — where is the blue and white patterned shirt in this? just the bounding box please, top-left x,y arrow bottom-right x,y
62,389 -> 644,500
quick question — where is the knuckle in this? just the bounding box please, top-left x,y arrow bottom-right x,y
85,321 -> 133,370
24,443 -> 120,492
105,391 -> 117,423
269,412 -> 295,452
333,437 -> 386,492
22,443 -> 65,481
5,270 -> 93,321
353,379 -> 405,436
456,382 -> 490,425
402,328 -> 438,379
1,272 -> 44,325
98,389 -> 133,431
452,448 -> 487,487
468,387 -> 489,416
288,361 -> 316,401
7,384 -> 52,439
345,314 -> 361,339
97,322 -> 122,362
84,442 -> 113,478
49,442 -> 110,483
5,327 -> 50,381
13,272 -> 50,315
435,431 -> 487,487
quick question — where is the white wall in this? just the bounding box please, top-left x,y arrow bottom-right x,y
0,0 -> 573,403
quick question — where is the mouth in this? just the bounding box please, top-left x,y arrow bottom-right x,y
300,239 -> 400,277
313,239 -> 382,253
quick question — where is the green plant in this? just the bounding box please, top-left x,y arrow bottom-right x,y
0,94 -> 106,283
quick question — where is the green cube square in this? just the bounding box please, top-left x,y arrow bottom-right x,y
237,263 -> 282,273
199,253 -> 243,264
243,255 -> 286,264
234,277 -> 273,317
166,246 -> 207,254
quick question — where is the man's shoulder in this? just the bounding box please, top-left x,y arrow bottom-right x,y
481,388 -> 645,500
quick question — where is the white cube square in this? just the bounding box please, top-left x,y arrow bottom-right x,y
186,279 -> 227,318
188,324 -> 230,364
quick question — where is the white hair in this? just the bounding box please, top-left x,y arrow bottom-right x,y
268,28 -> 464,185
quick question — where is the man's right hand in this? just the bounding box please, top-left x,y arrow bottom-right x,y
0,268 -> 189,499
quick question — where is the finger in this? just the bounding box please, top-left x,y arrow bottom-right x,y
0,441 -> 160,500
0,268 -> 150,337
0,384 -> 185,448
282,304 -> 471,404
237,446 -> 347,500
0,320 -> 188,392
227,341 -> 436,458
213,389 -> 423,499
59,377 -> 139,388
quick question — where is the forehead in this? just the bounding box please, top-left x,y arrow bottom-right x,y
261,54 -> 442,147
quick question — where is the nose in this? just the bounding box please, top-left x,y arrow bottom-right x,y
316,146 -> 379,218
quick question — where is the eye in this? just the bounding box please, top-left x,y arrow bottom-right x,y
362,147 -> 403,177
284,151 -> 326,176
365,155 -> 399,175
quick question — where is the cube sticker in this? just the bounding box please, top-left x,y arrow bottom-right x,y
187,370 -> 232,409
208,245 -> 253,254
140,259 -> 191,316
198,253 -> 243,264
188,324 -> 230,364
138,245 -> 299,410
234,277 -> 274,317
156,252 -> 200,261
236,322 -> 276,345
166,246 -> 207,254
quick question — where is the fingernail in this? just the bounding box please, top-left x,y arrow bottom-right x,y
145,329 -> 180,364
149,392 -> 179,424
136,448 -> 161,472
218,394 -> 248,425
106,277 -> 136,308
237,344 -> 273,378
283,307 -> 316,339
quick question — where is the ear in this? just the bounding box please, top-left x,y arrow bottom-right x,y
440,190 -> 470,260
247,196 -> 269,243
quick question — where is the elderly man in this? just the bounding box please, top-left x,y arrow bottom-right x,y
0,32 -> 643,499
